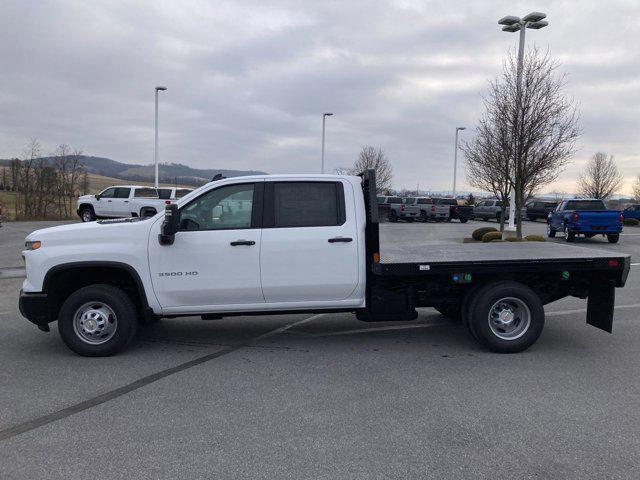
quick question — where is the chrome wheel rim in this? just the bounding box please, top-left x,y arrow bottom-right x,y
488,297 -> 531,340
73,302 -> 118,345
82,210 -> 92,222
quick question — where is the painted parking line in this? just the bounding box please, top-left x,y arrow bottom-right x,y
0,312 -> 324,442
547,303 -> 640,317
0,267 -> 26,279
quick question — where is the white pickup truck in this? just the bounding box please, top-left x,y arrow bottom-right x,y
77,186 -> 192,222
20,171 -> 630,357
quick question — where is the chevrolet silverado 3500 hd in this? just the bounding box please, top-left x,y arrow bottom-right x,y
20,171 -> 630,356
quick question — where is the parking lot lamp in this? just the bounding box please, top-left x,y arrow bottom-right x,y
321,113 -> 333,174
498,12 -> 548,230
154,86 -> 167,189
453,127 -> 466,198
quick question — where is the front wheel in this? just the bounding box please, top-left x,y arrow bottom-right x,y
495,213 -> 502,223
389,211 -> 398,223
607,234 -> 620,244
466,281 -> 544,353
58,285 -> 138,356
80,207 -> 95,222
460,217 -> 468,223
547,223 -> 556,238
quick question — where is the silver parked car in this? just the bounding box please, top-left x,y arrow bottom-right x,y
404,197 -> 449,222
474,199 -> 526,222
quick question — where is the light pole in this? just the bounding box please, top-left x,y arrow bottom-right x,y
154,86 -> 167,188
453,126 -> 466,198
321,112 -> 333,174
498,12 -> 548,231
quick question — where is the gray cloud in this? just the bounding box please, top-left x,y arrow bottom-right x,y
0,0 -> 638,193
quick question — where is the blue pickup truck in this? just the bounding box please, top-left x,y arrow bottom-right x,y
547,199 -> 623,243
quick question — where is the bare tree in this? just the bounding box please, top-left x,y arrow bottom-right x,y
464,48 -> 580,237
19,138 -> 41,218
351,146 -> 393,193
462,116 -> 512,231
578,152 -> 623,200
633,176 -> 640,202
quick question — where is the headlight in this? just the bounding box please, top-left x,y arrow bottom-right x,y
25,240 -> 41,250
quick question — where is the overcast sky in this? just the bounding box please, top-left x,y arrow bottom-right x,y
1,0 -> 638,193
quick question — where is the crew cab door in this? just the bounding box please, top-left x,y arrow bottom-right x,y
260,180 -> 359,303
110,187 -> 132,217
148,182 -> 264,309
94,187 -> 116,217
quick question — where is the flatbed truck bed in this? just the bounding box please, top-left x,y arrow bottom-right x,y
359,170 -> 630,351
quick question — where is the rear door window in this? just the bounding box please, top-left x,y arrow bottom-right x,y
134,188 -> 159,198
267,182 -> 345,228
157,188 -> 172,199
175,189 -> 192,199
114,188 -> 131,199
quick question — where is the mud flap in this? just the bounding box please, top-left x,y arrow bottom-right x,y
586,284 -> 615,333
357,285 -> 418,322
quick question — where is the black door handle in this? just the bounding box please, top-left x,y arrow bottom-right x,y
328,237 -> 352,243
230,240 -> 256,246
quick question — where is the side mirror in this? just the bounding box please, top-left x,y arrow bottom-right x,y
95,194 -> 101,201
159,204 -> 180,246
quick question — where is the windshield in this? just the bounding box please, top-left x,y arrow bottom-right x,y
565,200 -> 606,210
387,197 -> 403,204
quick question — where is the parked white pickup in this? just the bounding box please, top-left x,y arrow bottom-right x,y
76,185 -> 192,222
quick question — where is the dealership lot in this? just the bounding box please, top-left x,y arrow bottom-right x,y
1,220 -> 640,479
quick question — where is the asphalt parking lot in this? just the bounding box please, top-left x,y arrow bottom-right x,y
1,219 -> 639,479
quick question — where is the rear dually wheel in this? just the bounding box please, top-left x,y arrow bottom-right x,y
466,281 -> 544,353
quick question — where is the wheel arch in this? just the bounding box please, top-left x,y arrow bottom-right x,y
42,261 -> 153,323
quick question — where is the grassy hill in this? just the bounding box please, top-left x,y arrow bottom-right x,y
0,156 -> 266,187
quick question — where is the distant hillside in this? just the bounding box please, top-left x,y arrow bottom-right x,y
0,156 -> 267,187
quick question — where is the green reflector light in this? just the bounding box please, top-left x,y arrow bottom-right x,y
562,271 -> 570,280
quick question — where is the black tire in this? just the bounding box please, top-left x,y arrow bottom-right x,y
389,211 -> 398,223
58,284 -> 138,357
466,281 -> 544,353
435,305 -> 461,321
420,210 -> 428,222
461,284 -> 484,342
564,224 -> 575,242
80,206 -> 96,222
495,213 -> 501,223
607,234 -> 620,244
460,217 -> 468,224
547,222 -> 556,238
